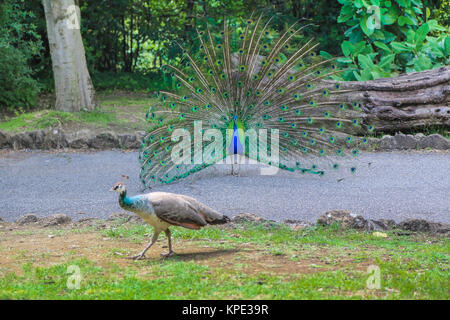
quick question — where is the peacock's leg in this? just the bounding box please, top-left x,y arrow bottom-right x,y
231,154 -> 240,176
236,154 -> 243,176
161,229 -> 175,258
128,231 -> 160,260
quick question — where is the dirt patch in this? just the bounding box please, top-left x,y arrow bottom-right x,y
0,223 -> 375,277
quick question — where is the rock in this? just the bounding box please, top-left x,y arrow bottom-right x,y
397,219 -> 450,235
43,129 -> 68,149
232,213 -> 267,223
108,212 -> 132,222
12,132 -> 35,150
366,219 -> 396,231
89,132 -> 119,149
72,218 -> 101,227
66,129 -> 92,149
108,212 -> 145,224
38,214 -> 72,227
119,134 -> 140,149
317,210 -> 367,229
0,131 -> 11,148
29,130 -> 46,149
379,135 -> 395,150
394,133 -> 418,149
17,214 -> 39,225
419,134 -> 450,150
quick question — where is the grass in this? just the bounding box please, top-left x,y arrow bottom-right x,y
0,109 -> 119,132
0,221 -> 448,299
0,92 -> 157,132
372,125 -> 450,140
1,92 -> 448,139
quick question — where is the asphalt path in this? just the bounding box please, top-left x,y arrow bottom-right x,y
0,150 -> 449,223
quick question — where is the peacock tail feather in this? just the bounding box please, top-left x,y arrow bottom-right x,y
139,14 -> 374,187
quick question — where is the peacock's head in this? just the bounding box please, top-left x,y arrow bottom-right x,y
110,182 -> 126,194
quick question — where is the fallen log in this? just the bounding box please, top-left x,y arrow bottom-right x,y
333,65 -> 450,133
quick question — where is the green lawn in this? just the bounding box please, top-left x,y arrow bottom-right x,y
0,221 -> 448,299
0,92 -> 157,132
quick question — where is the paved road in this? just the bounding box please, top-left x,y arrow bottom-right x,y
0,150 -> 449,223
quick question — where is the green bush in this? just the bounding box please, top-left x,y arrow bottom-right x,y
0,46 -> 41,110
91,71 -> 173,92
336,0 -> 449,81
0,0 -> 43,111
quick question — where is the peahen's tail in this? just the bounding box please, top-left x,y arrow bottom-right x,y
139,14 -> 374,187
179,194 -> 230,225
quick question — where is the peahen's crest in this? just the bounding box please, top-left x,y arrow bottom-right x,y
139,14 -> 374,187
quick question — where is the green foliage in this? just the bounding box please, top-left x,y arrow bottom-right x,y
91,71 -> 173,92
0,0 -> 43,111
337,0 -> 449,80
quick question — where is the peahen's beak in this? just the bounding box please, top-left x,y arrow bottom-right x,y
109,187 -> 115,192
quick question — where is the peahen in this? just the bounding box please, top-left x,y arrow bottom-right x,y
110,178 -> 230,260
139,14 -> 373,187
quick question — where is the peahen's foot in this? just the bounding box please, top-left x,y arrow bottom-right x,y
160,251 -> 176,258
127,253 -> 146,260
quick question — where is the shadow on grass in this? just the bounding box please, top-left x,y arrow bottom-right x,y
170,248 -> 240,261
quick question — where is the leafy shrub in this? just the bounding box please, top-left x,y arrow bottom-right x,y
336,0 -> 449,80
0,0 -> 43,111
0,46 -> 41,110
90,71 -> 173,92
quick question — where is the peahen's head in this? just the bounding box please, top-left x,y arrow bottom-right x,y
110,182 -> 126,194
110,174 -> 129,194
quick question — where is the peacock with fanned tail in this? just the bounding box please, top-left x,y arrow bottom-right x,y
139,15 -> 374,187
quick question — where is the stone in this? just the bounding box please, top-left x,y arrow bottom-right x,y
119,134 -> 139,149
43,129 -> 68,149
317,210 -> 367,229
108,212 -> 132,222
38,214 -> 72,227
29,130 -> 46,149
17,214 -> 39,225
397,219 -> 450,235
89,132 -> 119,149
393,133 -> 418,149
420,134 -> 450,150
72,218 -> 101,227
232,213 -> 267,223
366,219 -> 396,231
66,129 -> 92,149
379,135 -> 395,150
0,131 -> 11,148
283,219 -> 314,230
108,212 -> 145,224
12,132 -> 35,150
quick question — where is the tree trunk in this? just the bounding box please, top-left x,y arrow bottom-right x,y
333,66 -> 450,133
42,0 -> 96,112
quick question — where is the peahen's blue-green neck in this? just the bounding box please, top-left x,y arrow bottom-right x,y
119,190 -> 133,209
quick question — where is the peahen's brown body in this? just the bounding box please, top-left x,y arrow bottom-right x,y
110,182 -> 229,259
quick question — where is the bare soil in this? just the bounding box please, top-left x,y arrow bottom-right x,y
0,221 -> 374,278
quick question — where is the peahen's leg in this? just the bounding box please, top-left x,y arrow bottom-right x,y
128,231 -> 160,260
161,229 -> 176,257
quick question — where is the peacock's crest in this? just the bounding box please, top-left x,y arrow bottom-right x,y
139,14 -> 374,187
